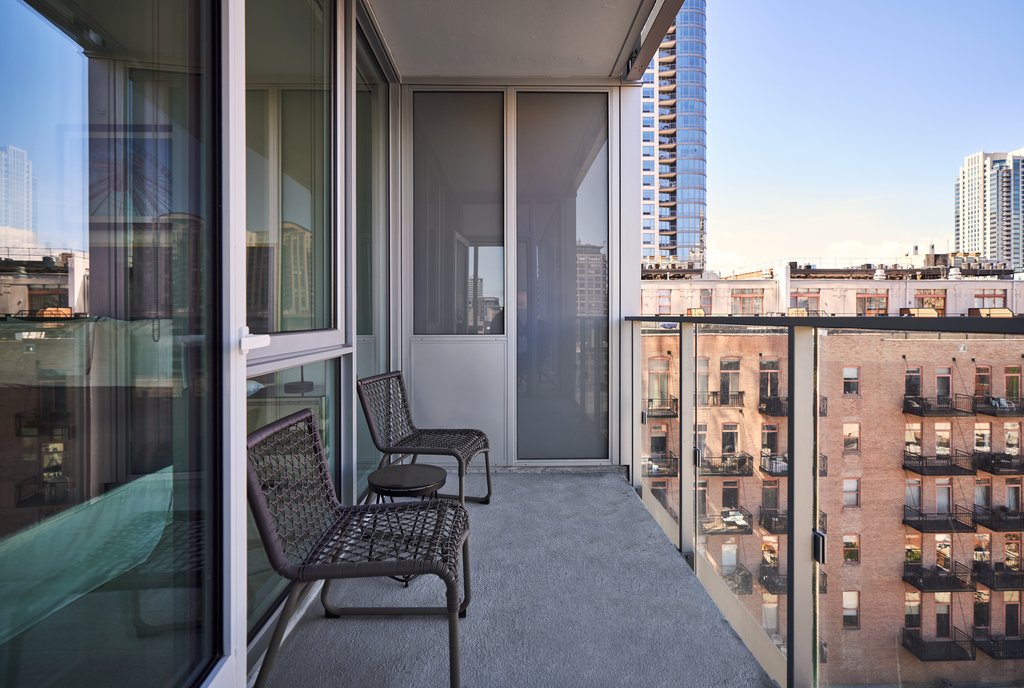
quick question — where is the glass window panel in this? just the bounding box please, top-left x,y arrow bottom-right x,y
0,0 -> 217,682
516,92 -> 608,459
246,360 -> 337,631
413,92 -> 504,335
246,0 -> 334,333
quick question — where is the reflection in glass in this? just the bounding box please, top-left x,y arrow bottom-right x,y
355,32 -> 389,494
246,0 -> 334,334
516,92 -> 608,460
413,92 -> 504,335
246,360 -> 336,631
0,0 -> 217,683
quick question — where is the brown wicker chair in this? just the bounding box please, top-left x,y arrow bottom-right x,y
357,371 -> 493,505
247,409 -> 471,688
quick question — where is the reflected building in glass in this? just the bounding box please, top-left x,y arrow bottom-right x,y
640,0 -> 706,279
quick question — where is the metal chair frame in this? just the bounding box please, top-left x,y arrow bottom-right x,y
247,409 -> 471,688
357,371 -> 493,505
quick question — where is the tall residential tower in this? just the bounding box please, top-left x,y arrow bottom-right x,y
0,145 -> 35,232
641,0 -> 706,279
954,148 -> 1024,269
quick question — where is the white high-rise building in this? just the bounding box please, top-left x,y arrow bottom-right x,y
0,145 -> 35,232
954,148 -> 1024,269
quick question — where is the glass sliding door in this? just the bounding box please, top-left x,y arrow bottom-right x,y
355,31 -> 389,495
245,0 -> 337,635
0,0 -> 219,684
516,92 -> 609,460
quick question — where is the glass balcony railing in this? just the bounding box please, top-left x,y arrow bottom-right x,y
628,315 -> 1024,687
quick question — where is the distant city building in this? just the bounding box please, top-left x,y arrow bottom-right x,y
576,241 -> 609,317
641,251 -> 1022,317
954,148 -> 1024,269
0,145 -> 36,232
640,0 -> 706,279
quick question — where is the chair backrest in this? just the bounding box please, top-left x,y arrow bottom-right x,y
246,409 -> 340,580
356,371 -> 416,450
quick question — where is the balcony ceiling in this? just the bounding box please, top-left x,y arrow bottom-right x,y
366,0 -> 661,80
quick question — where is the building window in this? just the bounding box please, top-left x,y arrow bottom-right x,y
843,478 -> 861,508
905,534 -> 922,564
842,591 -> 860,629
975,478 -> 992,508
1007,533 -> 1021,571
914,288 -> 946,316
975,365 -> 992,398
976,422 -> 992,453
974,534 -> 991,564
759,358 -> 780,399
657,289 -> 672,315
975,590 -> 991,628
843,535 -> 861,564
730,288 -> 764,315
936,367 -> 952,400
905,423 -> 922,456
1006,423 -> 1020,456
905,367 -> 922,397
719,359 -> 740,405
722,479 -> 739,509
905,592 -> 921,628
761,424 -> 779,456
699,288 -> 713,314
856,290 -> 888,316
697,358 -> 709,405
974,289 -> 1006,309
790,288 -> 820,312
936,534 -> 952,570
722,423 -> 739,455
1007,366 -> 1022,403
1008,479 -> 1022,513
696,423 -> 708,454
843,367 -> 860,395
648,356 -> 670,403
1006,591 -> 1021,638
905,478 -> 922,508
935,592 -> 951,638
935,422 -> 951,456
843,423 -> 860,453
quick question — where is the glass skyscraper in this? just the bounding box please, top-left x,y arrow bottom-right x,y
641,0 -> 706,278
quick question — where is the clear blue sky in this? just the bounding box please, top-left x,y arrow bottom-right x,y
705,0 -> 1024,272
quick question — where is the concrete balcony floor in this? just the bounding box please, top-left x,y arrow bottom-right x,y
261,471 -> 771,687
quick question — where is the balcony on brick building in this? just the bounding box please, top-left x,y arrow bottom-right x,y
971,450 -> 1024,475
759,506 -> 788,534
759,562 -> 788,595
699,452 -> 754,476
973,395 -> 1024,417
902,561 -> 976,592
758,395 -> 789,417
973,505 -> 1024,531
902,504 -> 976,533
974,628 -> 1024,660
973,562 -> 1024,590
903,394 -> 974,416
698,506 -> 753,535
646,395 -> 679,418
721,563 -> 754,596
901,628 -> 976,662
903,449 -> 975,476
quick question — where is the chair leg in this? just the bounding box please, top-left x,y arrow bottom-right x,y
460,451 -> 492,505
255,581 -> 309,688
446,578 -> 462,688
458,537 -> 472,617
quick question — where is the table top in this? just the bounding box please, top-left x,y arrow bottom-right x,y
368,463 -> 447,497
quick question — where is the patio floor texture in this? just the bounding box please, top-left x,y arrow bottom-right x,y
260,471 -> 772,688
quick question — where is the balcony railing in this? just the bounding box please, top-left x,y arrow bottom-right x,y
646,395 -> 679,418
902,449 -> 975,476
759,453 -> 788,476
903,394 -> 974,416
697,390 -> 745,407
973,562 -> 1024,590
758,396 -> 788,416
721,563 -> 753,596
758,563 -> 787,595
973,395 -> 1024,417
901,627 -> 975,662
902,561 -> 975,592
974,627 -> 1024,660
971,450 -> 1024,474
14,409 -> 75,439
699,452 -> 753,476
759,506 -> 787,534
902,504 -> 975,532
973,505 -> 1024,531
698,507 -> 753,535
641,451 -> 679,478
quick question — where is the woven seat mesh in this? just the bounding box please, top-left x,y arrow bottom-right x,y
247,412 -> 467,583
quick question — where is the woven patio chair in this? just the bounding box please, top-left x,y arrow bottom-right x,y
247,409 -> 471,688
357,371 -> 493,505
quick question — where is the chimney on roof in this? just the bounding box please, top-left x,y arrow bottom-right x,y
913,245 -> 918,256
